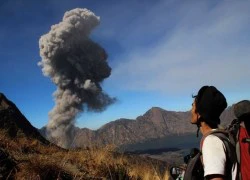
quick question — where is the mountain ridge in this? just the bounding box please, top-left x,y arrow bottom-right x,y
73,105 -> 234,148
74,108 -> 190,148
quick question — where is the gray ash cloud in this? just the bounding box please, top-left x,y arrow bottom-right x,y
38,8 -> 116,148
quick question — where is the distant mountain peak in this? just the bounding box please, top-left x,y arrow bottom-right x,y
150,107 -> 164,111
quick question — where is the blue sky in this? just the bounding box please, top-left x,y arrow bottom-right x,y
1,0 -> 250,130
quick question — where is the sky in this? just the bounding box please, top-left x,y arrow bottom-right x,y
1,0 -> 250,130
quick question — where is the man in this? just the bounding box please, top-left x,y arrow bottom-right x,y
190,86 -> 237,180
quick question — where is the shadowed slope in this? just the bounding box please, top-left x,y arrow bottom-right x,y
0,93 -> 49,144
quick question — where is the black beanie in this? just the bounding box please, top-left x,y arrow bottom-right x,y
195,86 -> 227,125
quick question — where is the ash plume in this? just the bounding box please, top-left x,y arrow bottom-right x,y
38,8 -> 116,148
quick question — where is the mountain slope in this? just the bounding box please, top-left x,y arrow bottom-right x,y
74,107 -> 195,148
0,93 -> 49,144
74,106 -> 235,148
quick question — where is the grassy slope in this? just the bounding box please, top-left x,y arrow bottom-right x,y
0,129 -> 171,180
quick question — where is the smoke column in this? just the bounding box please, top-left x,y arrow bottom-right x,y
38,8 -> 116,148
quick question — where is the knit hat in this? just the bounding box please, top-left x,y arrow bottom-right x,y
233,100 -> 250,119
195,86 -> 227,125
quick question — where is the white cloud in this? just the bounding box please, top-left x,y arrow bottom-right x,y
106,0 -> 250,96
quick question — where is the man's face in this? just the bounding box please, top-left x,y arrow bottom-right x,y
191,100 -> 199,124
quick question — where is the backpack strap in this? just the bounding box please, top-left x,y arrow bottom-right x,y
228,119 -> 241,171
183,151 -> 204,180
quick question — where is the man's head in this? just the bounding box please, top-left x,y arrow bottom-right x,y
191,86 -> 227,127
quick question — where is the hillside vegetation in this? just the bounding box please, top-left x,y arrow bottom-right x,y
0,130 -> 170,179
